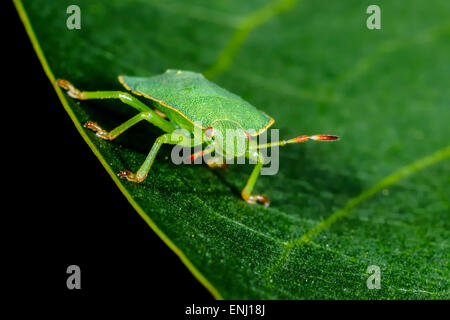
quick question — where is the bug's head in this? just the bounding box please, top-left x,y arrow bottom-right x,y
205,120 -> 250,159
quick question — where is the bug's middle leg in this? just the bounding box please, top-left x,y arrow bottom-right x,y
118,133 -> 194,183
84,111 -> 158,140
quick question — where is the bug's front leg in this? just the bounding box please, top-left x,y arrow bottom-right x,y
241,151 -> 269,207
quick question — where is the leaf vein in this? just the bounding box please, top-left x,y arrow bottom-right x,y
203,0 -> 301,79
265,146 -> 450,284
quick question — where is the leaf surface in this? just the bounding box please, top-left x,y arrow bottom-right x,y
16,0 -> 450,299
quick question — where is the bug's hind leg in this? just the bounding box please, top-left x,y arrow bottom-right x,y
241,151 -> 269,207
57,79 -> 176,133
118,133 -> 190,183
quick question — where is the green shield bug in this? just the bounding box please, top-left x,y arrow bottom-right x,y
57,69 -> 338,206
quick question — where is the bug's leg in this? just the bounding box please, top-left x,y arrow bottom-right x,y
205,157 -> 228,169
185,143 -> 215,164
187,144 -> 227,168
118,133 -> 190,183
84,109 -> 177,140
57,79 -> 175,133
84,111 -> 149,140
241,151 -> 269,207
252,134 -> 339,150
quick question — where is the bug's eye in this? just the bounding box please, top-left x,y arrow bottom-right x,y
204,127 -> 214,138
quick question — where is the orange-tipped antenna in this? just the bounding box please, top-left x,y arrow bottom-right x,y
299,135 -> 339,142
255,134 -> 339,149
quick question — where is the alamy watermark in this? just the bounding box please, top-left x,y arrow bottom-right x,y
366,5 -> 381,30
66,4 -> 380,31
366,265 -> 381,289
66,265 -> 81,290
66,5 -> 81,30
169,123 -> 280,175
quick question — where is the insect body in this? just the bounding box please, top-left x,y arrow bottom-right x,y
57,69 -> 338,206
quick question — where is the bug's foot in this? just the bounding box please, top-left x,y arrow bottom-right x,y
117,170 -> 145,183
211,163 -> 229,170
56,79 -> 83,99
84,121 -> 111,140
243,194 -> 270,207
206,161 -> 229,170
206,157 -> 228,170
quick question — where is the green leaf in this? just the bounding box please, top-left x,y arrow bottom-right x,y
15,0 -> 450,299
